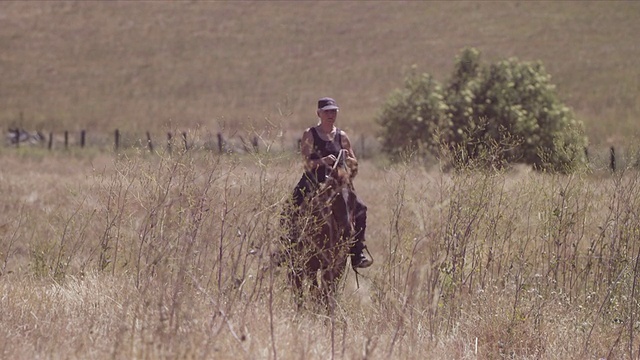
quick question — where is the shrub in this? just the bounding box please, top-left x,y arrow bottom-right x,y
377,68 -> 450,159
377,48 -> 588,172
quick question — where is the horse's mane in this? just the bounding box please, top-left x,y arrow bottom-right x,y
327,167 -> 351,186
322,164 -> 354,193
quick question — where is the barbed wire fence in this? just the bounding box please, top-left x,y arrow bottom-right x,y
4,127 -> 639,171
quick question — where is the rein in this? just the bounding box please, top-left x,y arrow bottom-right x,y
329,148 -> 371,288
316,148 -> 351,204
331,149 -> 348,172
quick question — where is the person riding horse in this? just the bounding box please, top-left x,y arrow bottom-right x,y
279,97 -> 373,269
288,151 -> 358,309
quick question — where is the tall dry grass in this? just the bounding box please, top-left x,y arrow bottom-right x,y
2,142 -> 640,359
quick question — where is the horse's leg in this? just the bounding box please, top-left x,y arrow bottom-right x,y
309,270 -> 322,306
305,255 -> 324,311
288,269 -> 304,310
318,268 -> 337,313
323,253 -> 349,313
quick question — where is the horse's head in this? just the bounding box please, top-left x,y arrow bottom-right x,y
324,166 -> 352,190
318,166 -> 356,238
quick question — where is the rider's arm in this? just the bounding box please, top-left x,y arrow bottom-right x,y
341,131 -> 359,177
340,130 -> 357,162
301,128 -> 332,172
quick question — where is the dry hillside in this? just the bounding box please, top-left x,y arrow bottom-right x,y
2,1 -> 639,145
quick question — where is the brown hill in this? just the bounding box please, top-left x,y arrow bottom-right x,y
2,1 -> 638,145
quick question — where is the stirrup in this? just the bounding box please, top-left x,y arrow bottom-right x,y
351,247 -> 373,269
352,247 -> 374,289
352,256 -> 373,269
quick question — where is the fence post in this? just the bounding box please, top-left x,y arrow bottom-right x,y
182,131 -> 188,151
584,147 -> 589,163
80,130 -> 86,148
252,136 -> 259,153
217,133 -> 224,153
167,132 -> 172,153
48,132 -> 53,150
64,131 -> 69,149
114,129 -> 120,151
146,132 -> 154,152
610,146 -> 616,172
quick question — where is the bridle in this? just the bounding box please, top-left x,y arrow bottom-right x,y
316,148 -> 350,203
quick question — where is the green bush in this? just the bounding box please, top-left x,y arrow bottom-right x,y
377,69 -> 449,159
377,48 -> 588,172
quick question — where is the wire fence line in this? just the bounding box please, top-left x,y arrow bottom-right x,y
5,128 -> 381,159
4,128 -> 640,171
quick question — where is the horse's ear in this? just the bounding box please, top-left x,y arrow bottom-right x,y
335,167 -> 351,185
346,158 -> 358,179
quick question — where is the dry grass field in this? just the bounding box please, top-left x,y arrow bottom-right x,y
3,2 -> 640,359
3,147 -> 640,359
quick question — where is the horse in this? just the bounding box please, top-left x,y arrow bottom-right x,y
288,150 -> 357,310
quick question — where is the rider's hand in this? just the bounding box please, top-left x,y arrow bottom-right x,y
321,155 -> 337,166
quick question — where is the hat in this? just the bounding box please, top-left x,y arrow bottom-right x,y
317,97 -> 339,110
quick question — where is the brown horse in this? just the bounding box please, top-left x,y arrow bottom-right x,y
289,162 -> 357,310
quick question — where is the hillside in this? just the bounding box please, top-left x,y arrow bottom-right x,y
2,1 -> 639,145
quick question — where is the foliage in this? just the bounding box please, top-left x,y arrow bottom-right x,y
377,48 -> 588,172
377,70 -> 449,159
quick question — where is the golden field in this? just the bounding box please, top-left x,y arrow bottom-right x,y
2,2 -> 640,359
2,147 -> 640,359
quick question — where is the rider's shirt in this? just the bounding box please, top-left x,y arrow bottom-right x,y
306,127 -> 342,184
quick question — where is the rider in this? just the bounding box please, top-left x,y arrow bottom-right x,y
280,97 -> 373,269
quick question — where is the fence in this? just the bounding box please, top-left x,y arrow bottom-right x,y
5,128 -> 381,160
4,128 -> 639,171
